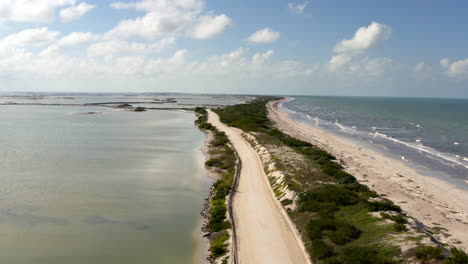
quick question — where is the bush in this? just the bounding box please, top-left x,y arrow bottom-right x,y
341,245 -> 397,264
321,163 -> 357,184
205,158 -> 222,167
447,247 -> 468,264
307,217 -> 337,239
329,222 -> 361,245
415,246 -> 444,260
311,239 -> 334,260
307,217 -> 360,245
393,223 -> 407,232
298,185 -> 360,214
210,231 -> 229,258
195,107 -> 207,114
281,199 -> 293,206
368,200 -> 402,212
380,212 -> 407,224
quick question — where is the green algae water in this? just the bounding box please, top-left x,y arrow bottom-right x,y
0,103 -> 211,264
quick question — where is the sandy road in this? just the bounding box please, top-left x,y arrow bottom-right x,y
207,110 -> 310,264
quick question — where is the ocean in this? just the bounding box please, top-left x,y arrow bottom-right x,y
0,93 -> 243,264
282,96 -> 468,186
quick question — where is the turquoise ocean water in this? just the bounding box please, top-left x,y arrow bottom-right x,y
282,96 -> 468,185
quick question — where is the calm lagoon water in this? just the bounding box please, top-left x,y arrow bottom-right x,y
0,103 -> 211,263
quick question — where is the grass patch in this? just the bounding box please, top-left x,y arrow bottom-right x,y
415,245 -> 444,261
447,247 -> 468,264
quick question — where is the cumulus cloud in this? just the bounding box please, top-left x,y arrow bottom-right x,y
247,28 -> 281,44
189,14 -> 232,39
111,0 -> 204,13
328,54 -> 392,77
0,0 -> 94,23
2,27 -> 60,47
440,58 -> 450,68
88,37 -> 176,57
107,0 -> 231,40
57,32 -> 97,46
59,2 -> 95,22
327,22 -> 392,77
288,1 -> 309,15
252,50 -> 274,65
442,58 -> 468,79
334,22 -> 391,54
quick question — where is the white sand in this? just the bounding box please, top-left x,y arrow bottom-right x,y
207,110 -> 310,264
269,99 -> 468,250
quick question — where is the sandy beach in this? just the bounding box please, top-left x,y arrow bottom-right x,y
207,109 -> 310,264
269,99 -> 468,250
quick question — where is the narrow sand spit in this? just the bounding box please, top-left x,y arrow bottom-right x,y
269,99 -> 468,250
207,110 -> 310,264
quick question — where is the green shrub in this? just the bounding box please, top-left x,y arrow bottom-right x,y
328,222 -> 361,245
281,199 -> 293,206
195,107 -> 207,114
307,217 -> 338,239
341,245 -> 397,264
321,162 -> 357,184
310,239 -> 334,260
298,185 -> 360,214
205,158 -> 222,167
307,217 -> 360,245
368,200 -> 402,212
393,223 -> 407,232
447,247 -> 468,264
415,246 -> 444,260
210,231 -> 229,258
380,212 -> 407,224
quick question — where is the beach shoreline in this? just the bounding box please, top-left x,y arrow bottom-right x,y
269,98 -> 468,250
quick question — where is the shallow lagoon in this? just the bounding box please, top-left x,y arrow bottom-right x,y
0,105 -> 210,264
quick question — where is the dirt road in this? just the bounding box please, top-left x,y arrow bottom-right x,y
207,110 -> 310,264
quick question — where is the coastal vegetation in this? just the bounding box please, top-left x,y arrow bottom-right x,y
195,107 -> 237,263
212,98 -> 468,264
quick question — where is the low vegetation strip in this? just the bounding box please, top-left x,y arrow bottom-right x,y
213,98 -> 468,264
195,107 -> 238,264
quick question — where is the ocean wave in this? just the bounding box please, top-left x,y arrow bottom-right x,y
370,131 -> 468,170
283,103 -> 468,172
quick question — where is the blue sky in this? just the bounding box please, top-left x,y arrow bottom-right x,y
0,0 -> 467,98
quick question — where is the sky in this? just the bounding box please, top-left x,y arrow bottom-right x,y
0,0 -> 467,98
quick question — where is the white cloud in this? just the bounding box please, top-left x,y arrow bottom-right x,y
2,27 -> 60,47
105,12 -> 185,39
107,0 -> 207,39
328,53 -> 392,77
334,22 -> 391,54
88,37 -> 176,57
252,50 -> 274,65
111,0 -> 204,13
327,22 -> 392,77
440,58 -> 451,68
58,32 -> 97,47
414,62 -> 426,73
247,28 -> 281,44
59,2 -> 95,22
189,14 -> 232,39
0,0 -> 77,23
288,1 -> 309,15
39,32 -> 98,56
328,53 -> 353,71
443,58 -> 468,79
